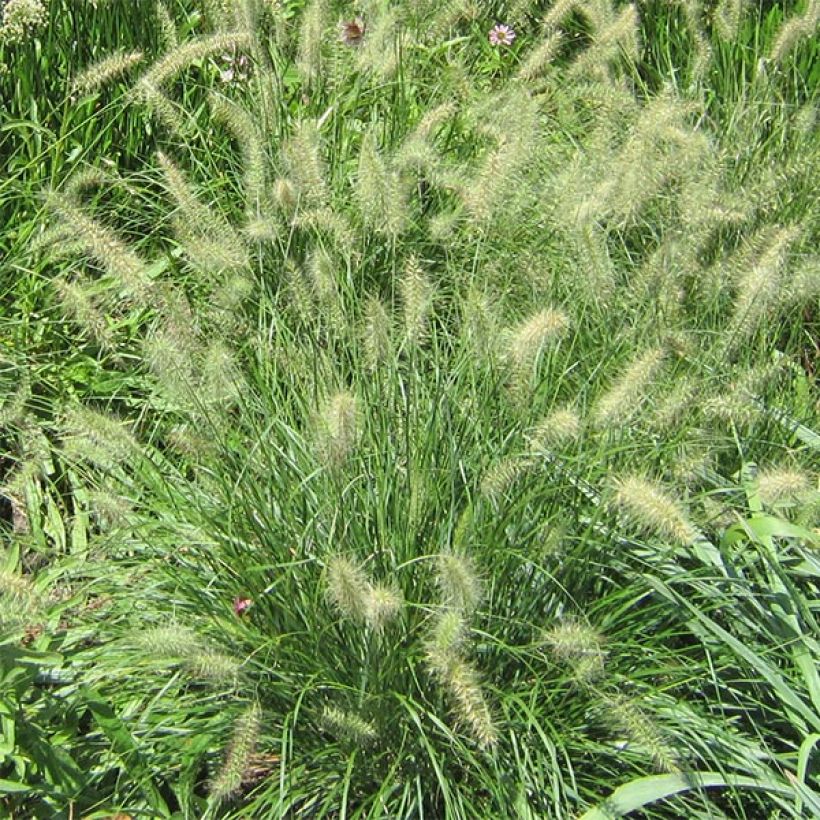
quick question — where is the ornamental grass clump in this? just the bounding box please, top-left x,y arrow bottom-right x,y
21,0 -> 820,816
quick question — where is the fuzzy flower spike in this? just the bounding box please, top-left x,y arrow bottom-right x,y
489,24 -> 516,47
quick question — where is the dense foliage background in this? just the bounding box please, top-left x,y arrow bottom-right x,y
1,1 -> 818,817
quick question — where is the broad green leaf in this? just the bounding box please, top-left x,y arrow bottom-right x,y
579,773 -> 792,819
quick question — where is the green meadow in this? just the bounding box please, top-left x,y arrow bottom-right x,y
0,1 -> 818,817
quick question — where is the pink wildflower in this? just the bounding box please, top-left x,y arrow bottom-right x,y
233,596 -> 253,616
489,24 -> 516,47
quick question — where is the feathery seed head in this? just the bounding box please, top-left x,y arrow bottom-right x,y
44,192 -> 151,299
141,31 -> 251,89
356,130 -> 408,236
272,177 -> 297,215
324,554 -> 370,622
442,656 -> 498,748
282,120 -> 328,208
543,619 -> 606,683
724,225 -> 800,351
517,31 -> 564,81
714,0 -> 747,40
756,467 -> 813,508
426,610 -> 466,668
61,406 -> 140,471
155,0 -> 177,49
362,296 -> 392,371
611,475 -> 698,546
209,703 -> 263,804
424,610 -> 496,747
602,694 -> 681,773
315,390 -> 360,469
503,308 -> 569,385
356,6 -> 401,80
72,51 -> 144,95
592,346 -> 666,430
209,93 -> 268,217
297,0 -> 326,85
437,553 -> 482,615
770,3 -> 820,63
400,256 -> 433,348
0,570 -> 42,630
527,407 -> 581,451
364,583 -> 403,634
321,705 -> 378,745
480,456 -> 532,504
139,624 -> 205,657
201,341 -> 244,406
188,650 -> 242,684
157,151 -> 249,275
54,276 -> 115,349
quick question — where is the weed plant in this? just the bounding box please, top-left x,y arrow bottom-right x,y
1,0 -> 819,817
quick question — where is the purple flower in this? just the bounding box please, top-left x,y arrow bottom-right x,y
489,24 -> 516,47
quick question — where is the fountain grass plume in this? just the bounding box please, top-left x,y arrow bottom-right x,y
324,554 -> 371,622
400,256 -> 433,349
141,31 -> 252,89
724,225 -> 800,353
294,208 -> 356,259
306,247 -> 344,333
714,0 -> 747,41
321,705 -> 378,745
209,92 -> 269,218
356,6 -> 401,81
592,346 -> 666,430
362,296 -> 392,372
209,703 -> 263,804
356,130 -> 408,237
157,151 -> 249,275
155,0 -> 177,50
756,467 -> 814,509
480,456 -> 533,505
315,391 -> 360,470
569,4 -> 640,80
769,1 -> 820,64
502,307 -> 569,385
54,275 -> 115,350
0,570 -> 42,630
364,583 -> 403,635
516,31 -> 565,81
527,407 -> 581,451
61,405 -> 141,472
72,50 -> 145,95
137,625 -> 241,685
44,191 -> 152,299
610,474 -> 699,547
437,553 -> 482,616
543,619 -> 607,685
425,611 -> 497,748
282,120 -> 329,208
296,0 -> 326,86
601,693 -> 681,773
